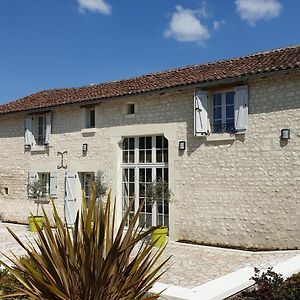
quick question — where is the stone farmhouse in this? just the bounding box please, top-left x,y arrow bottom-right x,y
0,45 -> 299,249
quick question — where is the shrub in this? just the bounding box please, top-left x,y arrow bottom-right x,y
239,268 -> 300,300
0,186 -> 170,299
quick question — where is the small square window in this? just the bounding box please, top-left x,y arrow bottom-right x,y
127,104 -> 135,115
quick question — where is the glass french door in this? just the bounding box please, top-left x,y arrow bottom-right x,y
121,136 -> 169,228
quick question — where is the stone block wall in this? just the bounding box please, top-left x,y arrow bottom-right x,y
0,72 -> 299,249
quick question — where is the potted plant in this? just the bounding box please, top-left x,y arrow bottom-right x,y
28,180 -> 50,232
145,179 -> 171,247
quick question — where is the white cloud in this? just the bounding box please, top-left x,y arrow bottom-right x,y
235,0 -> 282,25
164,5 -> 210,44
77,0 -> 111,15
213,20 -> 225,31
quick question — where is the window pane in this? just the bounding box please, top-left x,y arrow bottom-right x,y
129,151 -> 135,163
122,183 -> 128,196
139,169 -> 145,182
164,168 -> 168,182
139,137 -> 145,149
213,93 -> 222,106
146,214 -> 152,228
156,168 -> 162,181
163,137 -> 168,149
163,149 -> 168,162
226,120 -> 235,132
226,91 -> 234,105
164,215 -> 169,227
139,184 -> 145,197
123,151 -> 128,163
146,150 -> 152,163
157,215 -> 163,226
156,136 -> 162,148
214,106 -> 222,120
146,137 -> 152,149
146,203 -> 152,213
129,138 -> 135,150
122,169 -> 128,182
156,150 -> 162,162
139,213 -> 145,227
213,120 -> 222,133
139,150 -> 145,163
226,105 -> 234,119
129,169 -> 135,182
123,138 -> 128,150
129,183 -> 134,197
146,169 -> 152,182
158,203 -> 163,214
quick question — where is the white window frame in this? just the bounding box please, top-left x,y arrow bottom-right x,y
38,172 -> 50,197
211,89 -> 235,134
121,136 -> 169,228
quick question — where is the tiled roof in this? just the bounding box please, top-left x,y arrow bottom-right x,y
1,45 -> 300,114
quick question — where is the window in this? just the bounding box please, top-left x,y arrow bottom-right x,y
212,91 -> 235,133
37,116 -> 47,145
194,86 -> 248,137
38,173 -> 50,196
25,113 -> 51,148
127,103 -> 135,115
86,108 -> 95,128
121,136 -> 169,228
28,171 -> 57,198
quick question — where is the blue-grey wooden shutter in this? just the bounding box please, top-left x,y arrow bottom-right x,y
194,91 -> 209,136
235,85 -> 248,133
44,113 -> 52,145
50,171 -> 58,198
65,171 -> 78,226
25,116 -> 33,146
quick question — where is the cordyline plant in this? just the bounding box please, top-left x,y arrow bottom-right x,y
0,186 -> 170,299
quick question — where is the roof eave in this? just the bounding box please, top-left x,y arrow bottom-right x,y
0,67 -> 299,116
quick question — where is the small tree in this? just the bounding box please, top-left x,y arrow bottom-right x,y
145,179 -> 171,227
28,180 -> 49,216
94,170 -> 108,200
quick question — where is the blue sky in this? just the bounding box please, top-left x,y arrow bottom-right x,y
0,0 -> 299,104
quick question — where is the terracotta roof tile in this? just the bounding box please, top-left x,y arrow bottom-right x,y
1,45 -> 300,114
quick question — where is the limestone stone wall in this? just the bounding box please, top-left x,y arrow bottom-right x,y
0,72 -> 299,249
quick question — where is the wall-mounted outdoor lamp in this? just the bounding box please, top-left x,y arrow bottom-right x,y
178,141 -> 186,151
281,129 -> 290,140
82,143 -> 88,153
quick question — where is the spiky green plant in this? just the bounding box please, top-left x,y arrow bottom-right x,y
0,186 -> 170,299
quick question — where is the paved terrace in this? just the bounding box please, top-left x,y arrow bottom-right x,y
0,222 -> 299,288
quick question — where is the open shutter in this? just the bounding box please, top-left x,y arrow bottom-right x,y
44,113 -> 52,145
65,171 -> 78,226
194,91 -> 208,136
50,172 -> 58,198
25,116 -> 33,146
27,172 -> 38,197
235,85 -> 248,133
